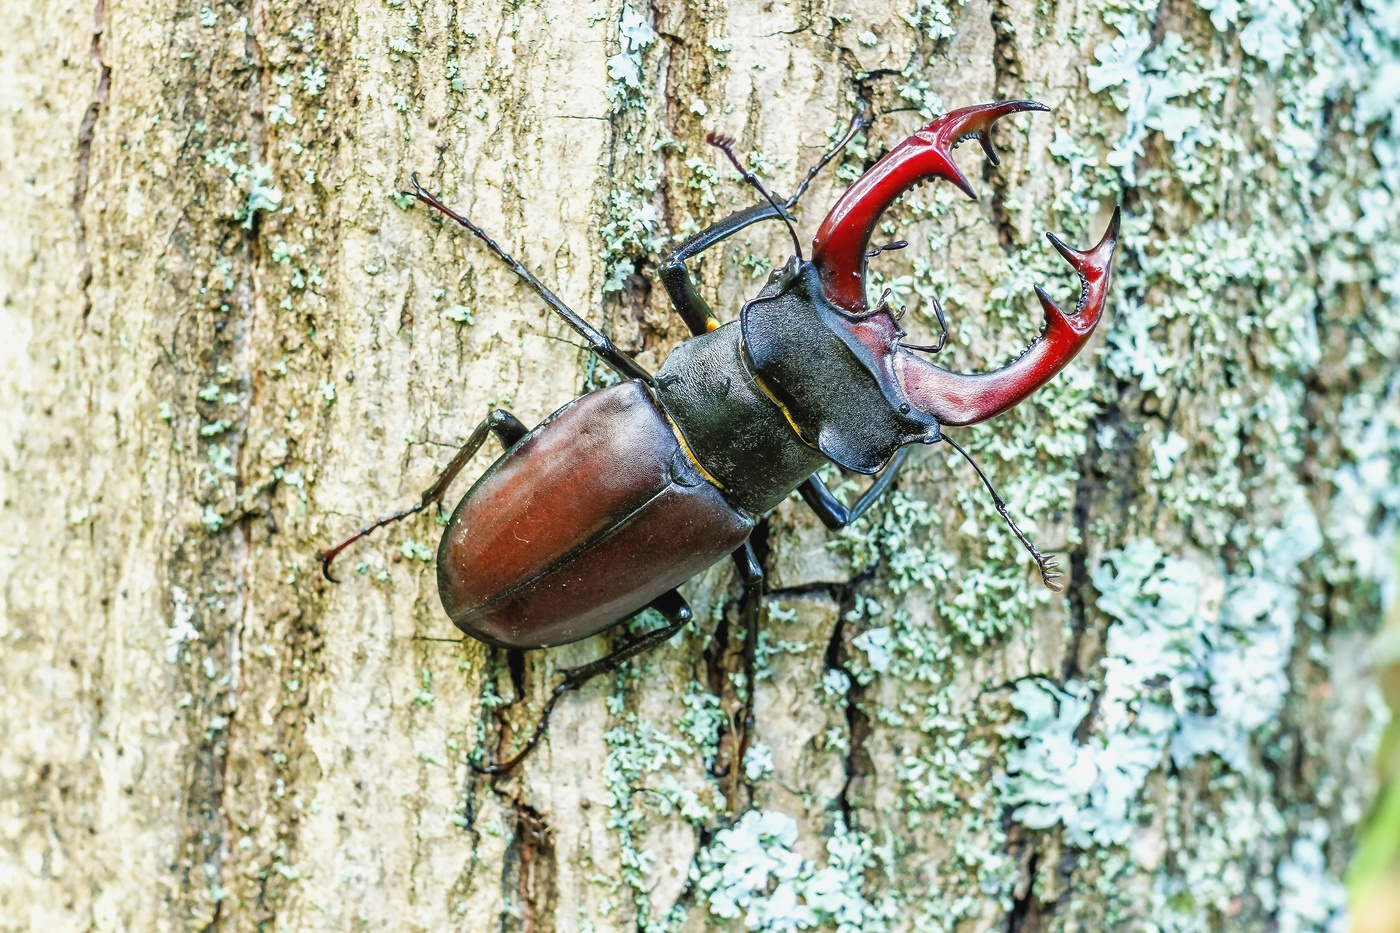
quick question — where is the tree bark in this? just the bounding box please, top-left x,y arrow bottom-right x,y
2,0 -> 1396,930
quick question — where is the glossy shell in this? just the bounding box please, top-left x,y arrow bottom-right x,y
437,380 -> 754,649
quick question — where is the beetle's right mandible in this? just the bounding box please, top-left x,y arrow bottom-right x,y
810,100 -> 1120,427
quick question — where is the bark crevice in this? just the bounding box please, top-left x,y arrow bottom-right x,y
826,591 -> 870,828
500,802 -> 557,933
72,0 -> 109,321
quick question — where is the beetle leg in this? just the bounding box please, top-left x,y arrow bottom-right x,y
317,409 -> 528,581
865,240 -> 908,260
408,175 -> 653,384
661,203 -> 791,336
730,540 -> 764,585
660,100 -> 871,337
798,447 -> 911,530
472,591 -> 694,775
897,296 -> 949,354
938,432 -> 1063,591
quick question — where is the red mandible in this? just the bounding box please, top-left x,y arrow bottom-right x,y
810,100 -> 1120,426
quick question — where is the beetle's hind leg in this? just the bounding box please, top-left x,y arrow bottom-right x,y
317,409 -> 528,581
473,590 -> 694,776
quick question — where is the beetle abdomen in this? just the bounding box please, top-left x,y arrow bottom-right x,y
437,381 -> 754,649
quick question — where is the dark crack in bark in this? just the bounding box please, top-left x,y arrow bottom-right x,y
1006,851 -> 1042,932
988,0 -> 1025,101
1062,406 -> 1114,682
825,589 -> 871,827
985,0 -> 1028,251
72,0 -> 109,322
500,803 -> 558,933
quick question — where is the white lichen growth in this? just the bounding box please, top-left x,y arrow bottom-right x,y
166,585 -> 199,663
605,5 -> 656,100
693,811 -> 894,932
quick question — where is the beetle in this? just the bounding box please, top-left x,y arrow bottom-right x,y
320,99 -> 1119,774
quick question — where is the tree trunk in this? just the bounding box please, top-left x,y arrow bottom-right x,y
2,0 -> 1397,929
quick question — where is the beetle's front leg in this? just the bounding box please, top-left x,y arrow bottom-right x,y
798,448 -> 911,530
660,203 -> 789,336
662,101 -> 871,337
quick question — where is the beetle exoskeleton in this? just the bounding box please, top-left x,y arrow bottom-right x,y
437,380 -> 753,649
321,98 -> 1120,772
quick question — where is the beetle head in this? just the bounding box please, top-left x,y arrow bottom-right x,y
742,261 -> 943,473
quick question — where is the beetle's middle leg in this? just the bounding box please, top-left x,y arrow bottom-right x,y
408,174 -> 652,384
318,408 -> 528,581
473,590 -> 694,775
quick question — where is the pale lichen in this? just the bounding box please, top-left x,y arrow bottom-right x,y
692,811 -> 895,932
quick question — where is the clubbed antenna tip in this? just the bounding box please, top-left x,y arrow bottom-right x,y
707,132 -> 804,262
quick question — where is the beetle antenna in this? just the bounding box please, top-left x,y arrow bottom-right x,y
898,296 -> 949,354
406,173 -> 653,384
785,97 -> 871,209
707,132 -> 805,262
938,432 -> 1064,591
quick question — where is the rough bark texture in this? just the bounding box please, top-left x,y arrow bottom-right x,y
2,0 -> 1397,930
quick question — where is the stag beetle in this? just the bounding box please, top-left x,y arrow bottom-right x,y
321,100 -> 1120,773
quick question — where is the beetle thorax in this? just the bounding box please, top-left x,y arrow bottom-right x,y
652,261 -> 942,516
653,320 -> 828,515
